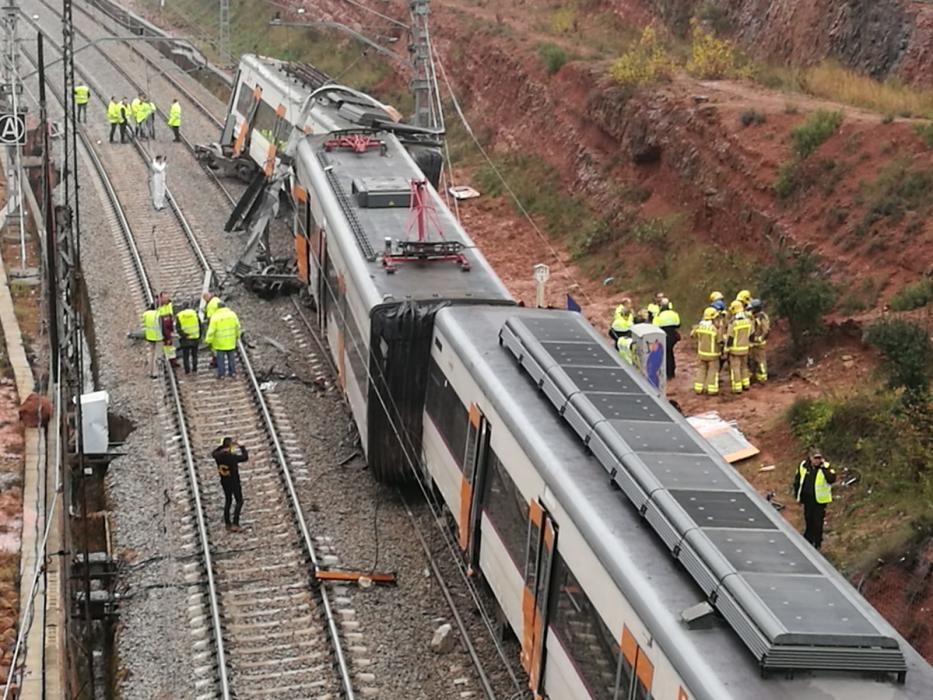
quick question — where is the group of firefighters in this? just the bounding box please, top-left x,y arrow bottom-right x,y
139,291 -> 241,379
102,90 -> 183,143
610,289 -> 770,395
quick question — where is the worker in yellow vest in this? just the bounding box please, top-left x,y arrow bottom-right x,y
74,84 -> 90,123
202,291 -> 222,320
609,297 -> 635,340
646,291 -> 664,323
793,448 -> 837,550
130,95 -> 143,138
140,302 -> 163,378
654,298 -> 681,379
690,307 -> 721,395
119,97 -> 131,143
725,300 -> 752,393
133,94 -> 150,140
748,298 -> 770,383
735,288 -> 753,311
205,303 -> 241,379
146,98 -> 157,139
156,291 -> 177,368
616,330 -> 635,366
175,301 -> 202,375
167,99 -> 182,142
107,96 -> 123,143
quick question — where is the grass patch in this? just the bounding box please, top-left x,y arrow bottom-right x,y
754,61 -> 933,119
889,278 -> 933,311
913,121 -> 933,148
740,109 -> 766,127
537,43 -> 568,75
790,110 -> 844,159
857,159 -> 933,234
773,158 -> 843,202
837,277 -> 881,315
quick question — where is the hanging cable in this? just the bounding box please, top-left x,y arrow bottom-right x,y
434,53 -> 594,307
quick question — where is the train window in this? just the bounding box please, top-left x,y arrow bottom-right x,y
481,451 -> 528,570
549,553 -> 620,700
236,84 -> 256,120
425,357 -> 469,469
254,100 -> 287,145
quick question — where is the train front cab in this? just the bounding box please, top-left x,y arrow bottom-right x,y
423,311 -> 691,700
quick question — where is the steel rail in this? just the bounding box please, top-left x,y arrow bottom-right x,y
34,0 -> 237,206
24,13 -> 357,698
17,40 -> 233,700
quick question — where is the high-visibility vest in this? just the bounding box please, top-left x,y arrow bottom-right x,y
177,308 -> 200,341
107,101 -> 122,124
206,308 -> 240,351
616,336 -> 634,365
131,98 -> 142,122
141,309 -> 162,342
691,322 -> 719,360
647,303 -> 660,321
727,314 -> 752,355
74,85 -> 90,105
167,102 -> 182,127
611,306 -> 634,334
655,308 -> 681,328
205,296 -> 221,320
796,461 -> 833,504
157,301 -> 174,318
147,102 -> 156,120
751,312 -> 770,347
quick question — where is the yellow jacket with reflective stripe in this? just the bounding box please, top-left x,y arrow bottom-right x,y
690,321 -> 720,359
751,312 -> 771,347
616,336 -> 634,365
611,306 -> 634,334
177,308 -> 201,341
727,313 -> 752,354
647,303 -> 660,321
157,302 -> 174,318
796,461 -> 833,504
74,85 -> 90,104
141,309 -> 162,342
167,102 -> 182,127
205,296 -> 221,320
107,101 -> 122,124
206,308 -> 240,351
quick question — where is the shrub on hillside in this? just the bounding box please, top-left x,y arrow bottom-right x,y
740,109 -> 766,127
609,26 -> 674,87
686,18 -> 744,80
758,248 -> 835,357
790,110 -> 844,159
889,278 -> 933,311
914,121 -> 933,148
537,43 -> 568,75
865,319 -> 933,400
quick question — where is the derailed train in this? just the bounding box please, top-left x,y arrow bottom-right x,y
213,54 -> 933,699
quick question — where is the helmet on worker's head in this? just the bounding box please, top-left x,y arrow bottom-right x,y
703,307 -> 717,321
748,298 -> 763,312
711,298 -> 726,312
729,300 -> 745,314
709,291 -> 724,302
737,289 -> 752,304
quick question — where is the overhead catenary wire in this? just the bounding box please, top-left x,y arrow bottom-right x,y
433,52 -> 594,308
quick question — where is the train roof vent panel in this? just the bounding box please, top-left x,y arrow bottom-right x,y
498,312 -> 906,677
353,177 -> 413,208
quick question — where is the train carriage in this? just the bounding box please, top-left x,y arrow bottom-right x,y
424,305 -> 933,700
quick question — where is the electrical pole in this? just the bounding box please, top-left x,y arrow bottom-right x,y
219,0 -> 230,65
2,1 -> 27,268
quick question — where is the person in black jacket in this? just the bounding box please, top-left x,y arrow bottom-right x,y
212,437 -> 248,532
792,448 -> 837,549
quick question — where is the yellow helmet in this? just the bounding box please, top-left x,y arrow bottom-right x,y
736,289 -> 752,303
709,291 -> 724,302
703,307 -> 717,321
729,300 -> 745,314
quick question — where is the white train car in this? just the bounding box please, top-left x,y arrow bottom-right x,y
423,305 -> 933,699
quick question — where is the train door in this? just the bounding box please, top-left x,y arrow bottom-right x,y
523,501 -> 557,698
458,404 -> 491,573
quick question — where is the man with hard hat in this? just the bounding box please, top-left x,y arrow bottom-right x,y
735,289 -> 753,310
748,298 -> 770,383
690,307 -> 721,395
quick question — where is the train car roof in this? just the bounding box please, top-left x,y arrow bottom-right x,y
294,133 -> 512,308
435,305 -> 933,700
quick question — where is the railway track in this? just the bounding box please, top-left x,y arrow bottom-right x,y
21,22 -> 367,700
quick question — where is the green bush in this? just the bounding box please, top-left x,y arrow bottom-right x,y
773,162 -> 800,201
790,110 -> 844,159
787,397 -> 834,449
758,248 -> 835,357
865,319 -> 933,400
538,42 -> 568,75
889,278 -> 933,311
858,160 -> 933,232
915,122 -> 933,147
